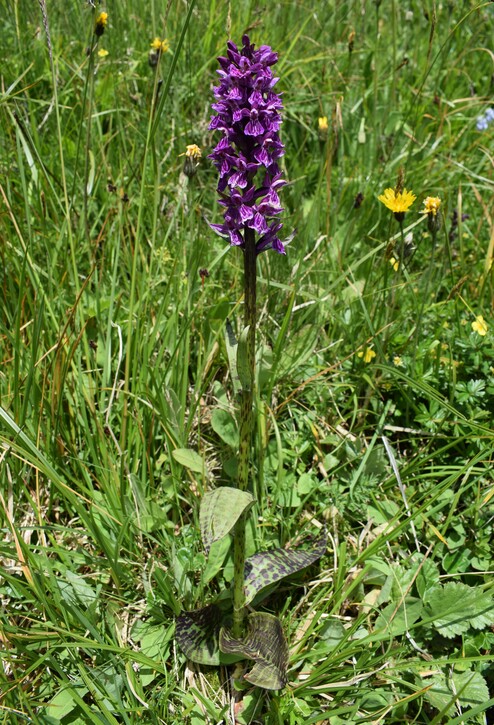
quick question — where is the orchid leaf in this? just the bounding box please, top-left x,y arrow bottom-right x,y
175,604 -> 222,665
225,320 -> 241,395
200,487 -> 255,554
237,325 -> 252,392
244,530 -> 327,605
219,612 -> 289,690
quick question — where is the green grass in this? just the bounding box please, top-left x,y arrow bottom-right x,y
1,0 -> 494,722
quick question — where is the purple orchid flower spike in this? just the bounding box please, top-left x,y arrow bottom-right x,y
208,35 -> 291,254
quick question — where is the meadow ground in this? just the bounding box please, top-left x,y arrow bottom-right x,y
1,1 -> 494,723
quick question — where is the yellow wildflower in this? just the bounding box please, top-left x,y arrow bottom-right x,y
95,11 -> 108,37
318,116 -> 328,132
180,144 -> 202,178
421,196 -> 441,216
358,347 -> 376,363
389,256 -> 399,272
472,315 -> 488,336
185,144 -> 202,160
151,37 -> 170,53
378,187 -> 416,214
97,48 -> 109,58
393,356 -> 403,366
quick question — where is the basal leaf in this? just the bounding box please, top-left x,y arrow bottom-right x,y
374,596 -> 423,636
175,604 -> 222,665
244,530 -> 327,605
172,448 -> 205,474
424,581 -> 494,638
200,487 -> 255,554
211,408 -> 239,449
219,612 -> 289,690
422,669 -> 490,717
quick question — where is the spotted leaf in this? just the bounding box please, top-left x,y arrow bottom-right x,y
244,530 -> 327,605
219,612 -> 289,690
200,487 -> 255,554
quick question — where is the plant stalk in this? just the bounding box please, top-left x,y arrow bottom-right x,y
232,227 -> 257,638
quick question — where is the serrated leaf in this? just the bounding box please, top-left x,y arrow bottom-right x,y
200,487 -> 255,554
219,612 -> 289,690
422,669 -> 490,717
244,530 -> 327,605
175,604 -> 223,665
211,408 -> 238,449
452,669 -> 490,709
172,448 -> 205,474
424,582 -> 494,638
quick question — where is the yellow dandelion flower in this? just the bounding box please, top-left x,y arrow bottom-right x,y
421,196 -> 441,216
185,144 -> 202,160
472,315 -> 488,336
358,347 -> 376,363
95,11 -> 108,37
97,48 -> 109,58
378,187 -> 416,214
318,116 -> 328,132
389,256 -> 399,272
151,37 -> 170,53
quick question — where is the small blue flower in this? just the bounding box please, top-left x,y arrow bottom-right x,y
477,107 -> 494,131
485,107 -> 494,122
476,115 -> 488,131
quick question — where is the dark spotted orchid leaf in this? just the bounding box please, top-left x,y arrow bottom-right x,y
175,604 -> 223,665
219,612 -> 289,690
200,487 -> 255,554
244,530 -> 327,605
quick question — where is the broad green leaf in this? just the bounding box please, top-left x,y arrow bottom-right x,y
211,408 -> 238,449
45,686 -> 88,720
424,582 -> 494,638
175,604 -> 222,665
452,669 -> 490,710
422,669 -> 490,717
219,612 -> 289,690
244,530 -> 327,605
374,596 -> 423,636
57,570 -> 99,610
172,448 -> 205,474
200,487 -> 255,553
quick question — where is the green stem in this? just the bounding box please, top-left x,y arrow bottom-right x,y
232,227 -> 257,639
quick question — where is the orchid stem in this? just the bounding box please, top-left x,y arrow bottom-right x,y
232,227 -> 257,639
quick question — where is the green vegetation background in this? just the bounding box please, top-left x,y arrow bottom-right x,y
1,0 -> 494,722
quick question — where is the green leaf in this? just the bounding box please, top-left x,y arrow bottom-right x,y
200,487 -> 255,554
423,669 -> 490,717
211,408 -> 238,449
203,536 -> 232,584
452,669 -> 490,710
244,530 -> 327,605
175,604 -> 223,665
374,596 -> 423,636
172,448 -> 206,474
237,325 -> 252,392
219,612 -> 289,690
225,320 -> 241,395
424,582 -> 494,638
45,686 -> 88,720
